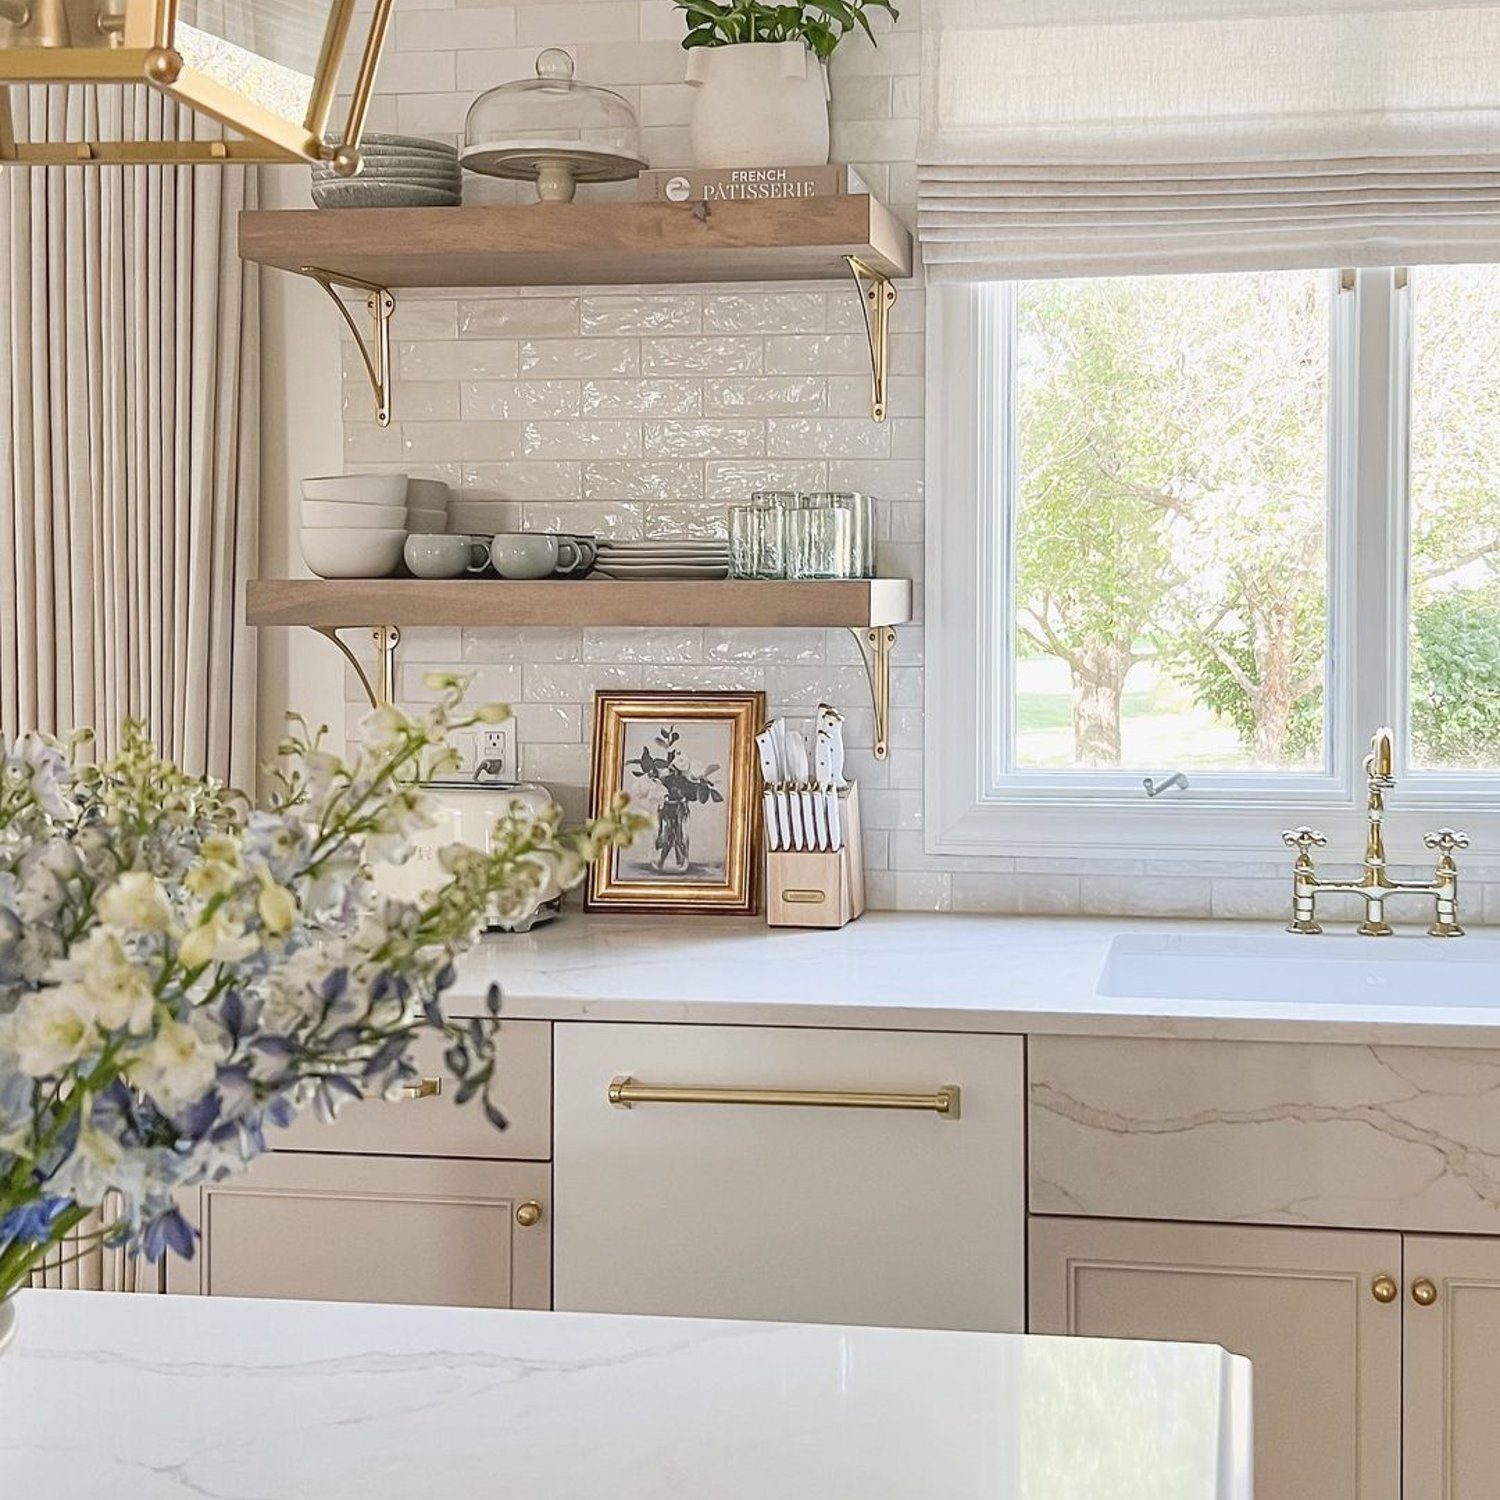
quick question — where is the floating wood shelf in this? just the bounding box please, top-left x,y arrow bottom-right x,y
238,197 -> 912,287
246,578 -> 911,630
246,578 -> 912,757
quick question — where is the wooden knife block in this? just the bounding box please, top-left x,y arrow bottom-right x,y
765,782 -> 866,929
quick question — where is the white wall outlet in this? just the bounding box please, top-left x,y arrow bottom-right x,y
476,720 -> 518,782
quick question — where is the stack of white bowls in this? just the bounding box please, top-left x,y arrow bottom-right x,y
301,475 -> 411,578
405,477 -> 452,535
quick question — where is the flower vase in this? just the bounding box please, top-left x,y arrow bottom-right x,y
0,1298 -> 16,1359
685,41 -> 829,169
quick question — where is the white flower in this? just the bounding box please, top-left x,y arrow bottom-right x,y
50,931 -> 155,1034
257,883 -> 298,936
97,871 -> 173,935
178,914 -> 259,971
126,1017 -> 222,1109
50,1124 -> 124,1207
6,987 -> 99,1076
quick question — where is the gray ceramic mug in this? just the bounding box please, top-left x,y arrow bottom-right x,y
553,534 -> 598,576
404,533 -> 489,579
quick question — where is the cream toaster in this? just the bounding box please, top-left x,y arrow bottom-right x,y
374,778 -> 560,932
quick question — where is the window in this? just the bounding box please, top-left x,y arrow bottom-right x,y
927,267 -> 1500,861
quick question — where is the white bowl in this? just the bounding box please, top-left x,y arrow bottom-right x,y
450,503 -> 521,532
405,477 -> 451,509
302,498 -> 407,529
301,527 -> 407,579
301,473 -> 409,507
406,507 -> 449,534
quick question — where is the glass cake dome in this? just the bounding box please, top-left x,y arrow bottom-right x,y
461,48 -> 647,202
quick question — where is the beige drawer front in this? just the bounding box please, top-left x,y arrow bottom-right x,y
273,1020 -> 550,1161
1030,1035 -> 1500,1234
554,1022 -> 1025,1332
170,1153 -> 551,1309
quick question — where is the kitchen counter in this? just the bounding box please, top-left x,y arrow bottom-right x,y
458,911 -> 1500,1045
1,1289 -> 1250,1499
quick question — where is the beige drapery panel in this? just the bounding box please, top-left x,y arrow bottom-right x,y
0,85 -> 260,785
918,0 -> 1500,279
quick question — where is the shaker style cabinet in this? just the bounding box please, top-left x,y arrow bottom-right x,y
169,1153 -> 551,1309
169,1020 -> 554,1309
1402,1235 -> 1500,1500
1032,1217 -> 1500,1500
553,1022 -> 1026,1332
1030,1217 -> 1402,1500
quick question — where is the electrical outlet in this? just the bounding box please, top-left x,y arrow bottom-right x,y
476,720 -> 518,783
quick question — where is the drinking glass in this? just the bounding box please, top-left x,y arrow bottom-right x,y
786,503 -> 852,579
807,491 -> 874,577
728,505 -> 759,578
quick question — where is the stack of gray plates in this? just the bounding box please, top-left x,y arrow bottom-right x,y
311,134 -> 462,209
593,539 -> 730,579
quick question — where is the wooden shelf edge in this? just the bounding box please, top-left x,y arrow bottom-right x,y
238,195 -> 913,287
246,578 -> 913,631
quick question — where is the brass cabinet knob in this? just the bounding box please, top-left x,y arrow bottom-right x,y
1371,1274 -> 1399,1304
515,1200 -> 543,1228
1411,1277 -> 1439,1307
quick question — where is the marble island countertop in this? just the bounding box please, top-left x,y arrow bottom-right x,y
456,912 -> 1500,1046
1,1290 -> 1250,1499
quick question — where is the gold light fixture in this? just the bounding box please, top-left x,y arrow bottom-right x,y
0,0 -> 393,170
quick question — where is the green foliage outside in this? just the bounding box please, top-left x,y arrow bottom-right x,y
1015,267 -> 1500,772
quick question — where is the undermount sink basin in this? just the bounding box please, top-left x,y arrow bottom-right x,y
1097,932 -> 1500,1007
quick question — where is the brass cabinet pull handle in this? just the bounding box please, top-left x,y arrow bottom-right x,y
607,1076 -> 960,1120
1412,1276 -> 1439,1307
514,1200 -> 543,1228
1371,1274 -> 1398,1304
399,1077 -> 442,1100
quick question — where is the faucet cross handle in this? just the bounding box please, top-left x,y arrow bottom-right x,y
1424,828 -> 1470,855
1283,826 -> 1328,854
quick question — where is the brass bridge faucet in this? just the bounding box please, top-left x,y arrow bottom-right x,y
1283,728 -> 1468,938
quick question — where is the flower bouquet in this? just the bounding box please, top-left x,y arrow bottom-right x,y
0,679 -> 646,1338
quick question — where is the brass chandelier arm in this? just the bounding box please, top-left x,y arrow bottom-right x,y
303,267 -> 396,427
846,253 -> 896,423
847,625 -> 896,761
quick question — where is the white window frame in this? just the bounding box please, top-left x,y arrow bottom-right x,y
925,268 -> 1500,864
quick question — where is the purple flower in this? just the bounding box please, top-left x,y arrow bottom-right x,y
0,1195 -> 72,1247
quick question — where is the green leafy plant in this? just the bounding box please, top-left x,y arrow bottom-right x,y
677,0 -> 899,60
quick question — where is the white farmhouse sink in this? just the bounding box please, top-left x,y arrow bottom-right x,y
1097,931 -> 1500,1007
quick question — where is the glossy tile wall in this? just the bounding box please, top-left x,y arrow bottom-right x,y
328,0 -> 1500,920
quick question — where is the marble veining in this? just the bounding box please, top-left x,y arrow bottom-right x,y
1,1291 -> 1250,1499
1031,1035 -> 1500,1233
454,911 -> 1500,1048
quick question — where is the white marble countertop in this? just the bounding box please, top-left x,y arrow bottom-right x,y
457,911 -> 1500,1046
1,1290 -> 1250,1499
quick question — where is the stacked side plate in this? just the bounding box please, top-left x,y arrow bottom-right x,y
312,134 -> 462,209
593,539 -> 729,579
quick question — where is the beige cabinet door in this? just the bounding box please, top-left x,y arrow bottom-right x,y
169,1153 -> 551,1310
1403,1234 -> 1500,1500
554,1022 -> 1025,1332
1030,1216 -> 1401,1500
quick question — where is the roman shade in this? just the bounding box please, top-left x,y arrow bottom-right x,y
917,0 -> 1500,280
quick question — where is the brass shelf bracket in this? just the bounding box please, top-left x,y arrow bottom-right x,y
846,254 -> 896,423
848,625 -> 897,760
311,625 -> 401,709
303,267 -> 396,426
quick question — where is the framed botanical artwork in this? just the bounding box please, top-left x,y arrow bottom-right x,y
586,690 -> 765,915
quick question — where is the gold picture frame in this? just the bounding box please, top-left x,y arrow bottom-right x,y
587,691 -> 764,916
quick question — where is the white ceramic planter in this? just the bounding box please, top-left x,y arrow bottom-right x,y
685,41 -> 830,170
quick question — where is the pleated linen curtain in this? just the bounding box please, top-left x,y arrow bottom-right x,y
918,0 -> 1500,279
0,84 -> 260,786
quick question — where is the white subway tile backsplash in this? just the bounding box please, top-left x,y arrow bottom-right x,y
320,2 -> 1363,921
641,335 -> 763,374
